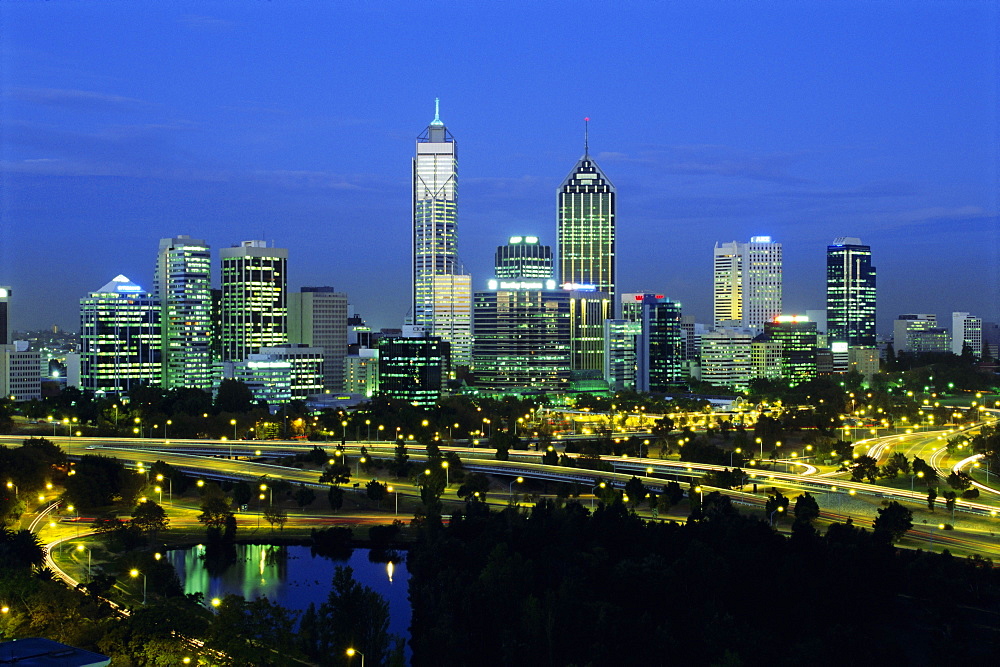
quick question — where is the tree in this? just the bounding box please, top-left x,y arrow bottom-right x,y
623,476 -> 647,509
947,471 -> 972,492
456,473 -> 490,501
131,500 -> 169,540
872,501 -> 913,543
765,490 -> 790,522
541,448 -> 559,465
231,481 -> 253,508
889,452 -> 910,475
793,493 -> 820,526
293,484 -> 316,508
309,566 -> 396,666
927,487 -> 937,511
198,495 -> 233,530
391,442 -> 410,477
263,505 -> 288,531
849,455 -> 879,483
214,379 -> 254,414
0,528 -> 46,571
328,485 -> 344,512
366,480 -> 388,505
319,463 -> 351,486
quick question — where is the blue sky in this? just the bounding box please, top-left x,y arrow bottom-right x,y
1,1 -> 997,334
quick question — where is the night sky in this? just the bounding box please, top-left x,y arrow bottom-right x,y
2,1 -> 997,334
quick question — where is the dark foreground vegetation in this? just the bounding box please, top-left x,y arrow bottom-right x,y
408,498 -> 1000,667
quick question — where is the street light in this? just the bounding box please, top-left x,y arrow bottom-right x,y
508,476 -> 523,499
230,419 -> 237,457
130,569 -> 147,605
729,448 -> 742,467
5,481 -> 16,499
770,505 -> 784,527
155,474 -> 172,503
346,648 -> 364,667
164,419 -> 171,443
441,461 -> 449,486
154,486 -> 162,505
357,457 -> 367,478
76,544 -> 91,580
387,485 -> 398,515
911,470 -> 924,492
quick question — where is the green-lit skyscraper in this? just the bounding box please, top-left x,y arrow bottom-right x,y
826,238 -> 876,346
220,240 -> 288,362
154,235 -> 212,389
80,275 -> 161,395
557,124 -> 616,372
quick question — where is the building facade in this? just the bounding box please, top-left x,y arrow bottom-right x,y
0,287 -> 10,345
495,236 -> 554,279
0,342 -> 42,401
219,240 -> 288,362
622,293 -> 683,392
764,316 -> 818,383
699,329 -> 754,391
713,237 -> 783,330
411,101 -> 472,368
378,330 -> 450,408
80,275 -> 161,395
257,345 -> 325,400
951,312 -> 983,358
603,319 -> 641,391
893,314 -> 938,354
289,287 -> 349,391
826,238 -> 876,346
558,141 -> 616,372
154,235 -> 212,390
473,281 -> 571,392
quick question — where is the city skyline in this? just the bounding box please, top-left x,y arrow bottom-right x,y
2,2 -> 997,334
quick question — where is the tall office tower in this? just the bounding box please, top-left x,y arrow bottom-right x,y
289,287 -> 349,391
154,236 -> 212,390
951,312 -> 983,358
412,100 -> 472,368
826,238 -> 876,346
0,287 -> 9,345
713,237 -> 782,330
220,240 -> 288,362
699,329 -> 754,391
79,275 -> 161,395
764,316 -> 818,383
430,274 -> 473,369
495,236 -> 554,279
558,127 -> 616,371
603,319 -> 641,391
378,328 -> 450,408
473,280 -> 571,392
621,293 -> 683,392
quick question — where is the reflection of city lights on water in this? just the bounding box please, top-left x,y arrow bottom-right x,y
387,561 -> 394,583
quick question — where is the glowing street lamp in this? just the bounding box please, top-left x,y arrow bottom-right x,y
508,476 -> 523,499
155,474 -> 172,503
76,544 -> 91,579
346,648 -> 364,666
387,485 -> 397,515
130,569 -> 147,605
770,505 -> 784,527
229,419 -> 237,457
441,461 -> 449,486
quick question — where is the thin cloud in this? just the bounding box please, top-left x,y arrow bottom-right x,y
11,87 -> 150,111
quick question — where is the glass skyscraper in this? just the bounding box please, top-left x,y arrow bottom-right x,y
220,240 -> 288,362
412,100 -> 472,368
557,137 -> 616,372
495,236 -> 553,279
80,275 -> 161,395
154,235 -> 212,390
826,238 -> 876,346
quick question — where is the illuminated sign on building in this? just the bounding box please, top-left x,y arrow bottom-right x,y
774,315 -> 810,323
488,279 -> 557,290
750,236 -> 772,243
562,282 -> 597,292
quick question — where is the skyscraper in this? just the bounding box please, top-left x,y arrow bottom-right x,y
558,124 -> 616,372
764,315 -> 819,383
220,240 -> 288,362
154,235 -> 212,390
80,275 -> 160,395
713,237 -> 782,330
826,238 -> 876,347
495,236 -> 554,279
621,293 -> 683,392
289,287 -> 349,391
951,312 -> 983,358
412,99 -> 472,368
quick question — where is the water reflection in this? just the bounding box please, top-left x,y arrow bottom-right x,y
166,545 -> 410,640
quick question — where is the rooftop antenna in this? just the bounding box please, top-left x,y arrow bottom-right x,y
431,97 -> 443,126
584,117 -> 590,157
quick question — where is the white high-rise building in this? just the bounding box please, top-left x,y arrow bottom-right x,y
952,312 -> 983,358
154,235 -> 213,390
713,237 -> 782,330
220,240 -> 288,362
412,99 -> 471,370
289,287 -> 349,391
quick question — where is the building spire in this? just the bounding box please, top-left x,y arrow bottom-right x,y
584,117 -> 590,157
430,97 -> 444,127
